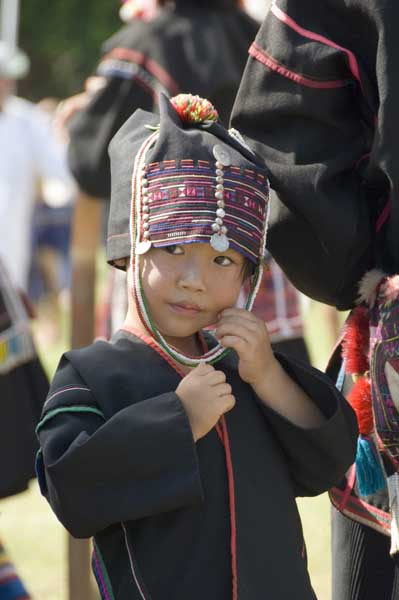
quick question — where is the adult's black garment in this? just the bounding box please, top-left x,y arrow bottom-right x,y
0,357 -> 48,499
231,0 -> 399,309
0,263 -> 49,499
68,6 -> 259,199
37,330 -> 357,600
331,508 -> 399,600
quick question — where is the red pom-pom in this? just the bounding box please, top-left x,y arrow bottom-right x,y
170,94 -> 219,124
348,376 -> 373,435
342,306 -> 370,375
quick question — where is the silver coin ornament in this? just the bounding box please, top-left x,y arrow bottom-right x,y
136,240 -> 152,255
210,233 -> 230,252
212,144 -> 232,167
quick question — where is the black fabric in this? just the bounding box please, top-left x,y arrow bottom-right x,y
68,7 -> 259,200
272,337 -> 310,365
37,330 -> 357,599
331,508 -> 399,600
106,94 -> 268,267
0,356 -> 49,499
231,0 -> 399,309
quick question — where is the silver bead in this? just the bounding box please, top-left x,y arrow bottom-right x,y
142,178 -> 149,188
216,208 -> 226,218
216,176 -> 224,184
143,230 -> 151,239
215,217 -> 223,225
215,191 -> 224,200
136,240 -> 152,254
215,161 -> 224,170
217,200 -> 225,208
143,222 -> 150,230
142,205 -> 150,213
216,184 -> 224,191
213,145 -> 232,167
212,223 -> 220,232
143,213 -> 149,221
216,169 -> 224,177
142,196 -> 149,205
221,226 -> 228,235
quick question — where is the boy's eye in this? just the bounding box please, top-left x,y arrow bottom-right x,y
164,245 -> 184,255
214,255 -> 233,266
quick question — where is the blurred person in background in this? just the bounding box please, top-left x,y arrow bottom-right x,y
0,42 -> 66,600
0,41 -> 75,295
29,97 -> 75,346
63,0 -> 260,200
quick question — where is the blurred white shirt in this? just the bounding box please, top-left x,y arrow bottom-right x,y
0,96 -> 75,290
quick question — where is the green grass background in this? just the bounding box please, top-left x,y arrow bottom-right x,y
0,300 -> 342,599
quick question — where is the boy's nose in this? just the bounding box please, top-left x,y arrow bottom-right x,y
178,264 -> 206,292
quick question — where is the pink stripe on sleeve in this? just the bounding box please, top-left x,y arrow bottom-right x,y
271,1 -> 362,87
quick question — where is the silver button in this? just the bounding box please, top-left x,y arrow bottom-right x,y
213,145 -> 231,167
210,233 -> 229,252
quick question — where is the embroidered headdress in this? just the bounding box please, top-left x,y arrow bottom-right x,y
107,93 -> 270,365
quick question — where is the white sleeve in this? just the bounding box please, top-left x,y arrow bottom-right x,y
30,110 -> 76,206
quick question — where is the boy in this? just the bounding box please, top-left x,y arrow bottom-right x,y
36,94 -> 357,599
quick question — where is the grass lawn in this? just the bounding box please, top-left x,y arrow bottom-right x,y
0,299 -> 341,599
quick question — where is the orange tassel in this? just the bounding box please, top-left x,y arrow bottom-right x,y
342,306 -> 370,375
348,377 -> 373,435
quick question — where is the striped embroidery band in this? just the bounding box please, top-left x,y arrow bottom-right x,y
142,160 -> 268,262
0,540 -> 30,600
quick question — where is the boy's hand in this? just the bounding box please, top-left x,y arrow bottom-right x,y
176,362 -> 235,441
215,308 -> 276,386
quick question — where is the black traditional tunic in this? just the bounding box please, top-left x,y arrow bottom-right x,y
231,0 -> 399,310
68,4 -> 259,200
37,330 -> 357,600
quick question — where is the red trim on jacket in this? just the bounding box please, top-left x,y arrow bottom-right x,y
249,43 -> 348,90
102,47 -> 179,95
270,1 -> 362,88
120,325 -> 238,599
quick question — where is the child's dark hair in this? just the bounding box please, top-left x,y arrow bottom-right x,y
241,258 -> 256,282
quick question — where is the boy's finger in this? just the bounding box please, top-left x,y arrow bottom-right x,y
195,361 -> 215,374
219,394 -> 236,414
216,323 -> 252,345
219,335 -> 247,354
219,307 -> 259,322
204,370 -> 226,386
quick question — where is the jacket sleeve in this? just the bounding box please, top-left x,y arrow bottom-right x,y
36,358 -> 203,538
231,0 -> 397,309
67,50 -> 158,199
258,353 -> 358,497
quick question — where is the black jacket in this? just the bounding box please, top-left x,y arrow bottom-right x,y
37,330 -> 357,599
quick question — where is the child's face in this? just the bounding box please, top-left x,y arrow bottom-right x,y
139,242 -> 247,342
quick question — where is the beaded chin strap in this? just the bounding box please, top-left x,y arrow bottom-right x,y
129,95 -> 268,367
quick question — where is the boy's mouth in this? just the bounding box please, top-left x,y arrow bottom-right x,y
169,302 -> 202,316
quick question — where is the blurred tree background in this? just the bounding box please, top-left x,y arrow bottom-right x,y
19,0 -> 121,100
